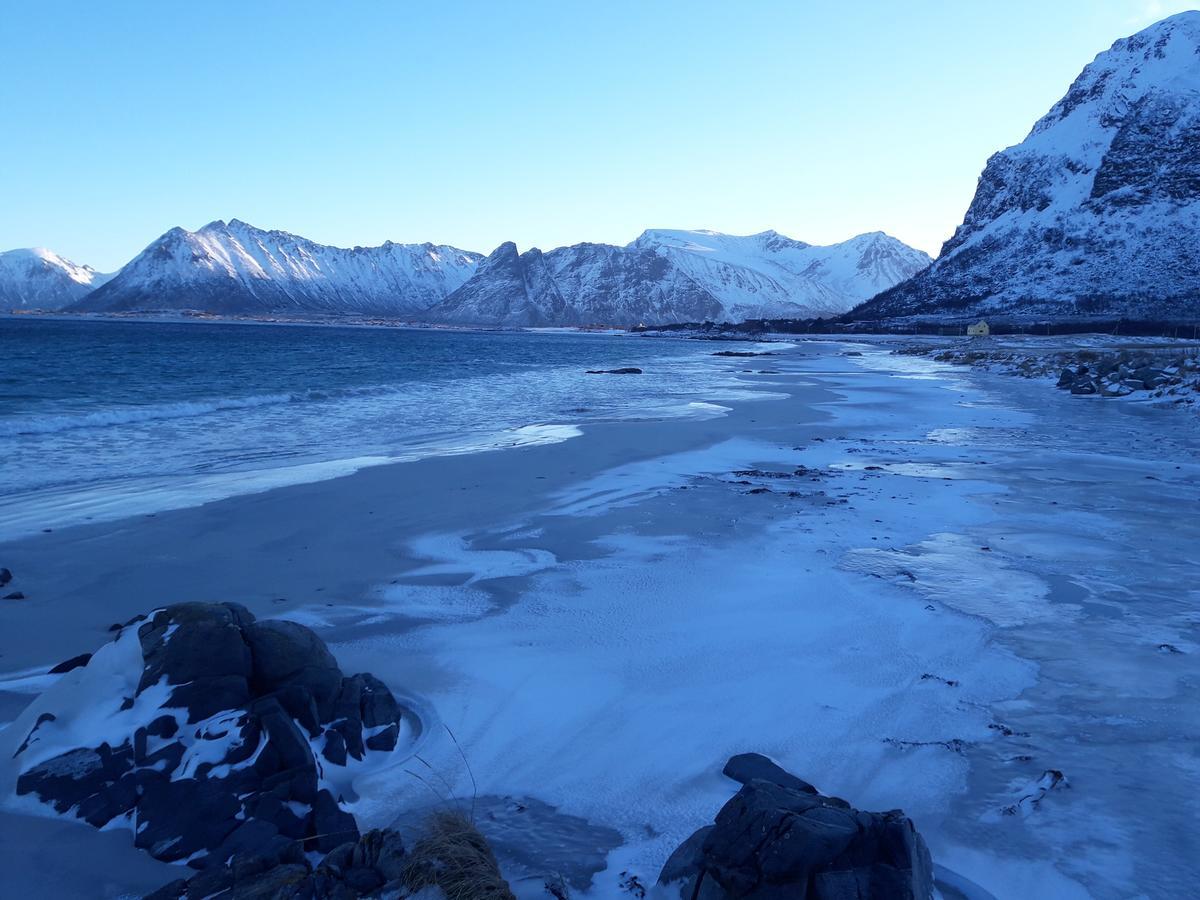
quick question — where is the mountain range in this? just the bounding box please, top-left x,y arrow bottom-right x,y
1,222 -> 929,325
6,13 -> 1198,326
854,11 -> 1200,322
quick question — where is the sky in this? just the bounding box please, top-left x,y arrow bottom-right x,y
1,0 -> 1195,271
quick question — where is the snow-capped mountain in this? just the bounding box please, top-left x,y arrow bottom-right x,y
73,220 -> 483,315
855,12 -> 1200,322
47,220 -> 927,324
631,229 -> 930,320
0,248 -> 112,310
429,241 -> 725,326
430,230 -> 928,326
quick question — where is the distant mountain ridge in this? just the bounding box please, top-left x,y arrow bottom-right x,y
0,248 -> 112,310
431,229 -> 929,326
72,220 -> 483,316
631,229 -> 931,321
854,11 -> 1200,322
0,220 -> 929,325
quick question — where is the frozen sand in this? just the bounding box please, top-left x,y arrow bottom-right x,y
1,341 -> 1198,898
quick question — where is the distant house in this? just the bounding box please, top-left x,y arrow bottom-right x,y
967,320 -> 990,337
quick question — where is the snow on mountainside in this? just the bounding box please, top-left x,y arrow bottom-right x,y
429,241 -> 725,326
631,229 -> 931,320
45,220 -> 927,324
855,12 -> 1200,322
430,230 -> 928,326
0,248 -> 112,310
73,220 -> 483,315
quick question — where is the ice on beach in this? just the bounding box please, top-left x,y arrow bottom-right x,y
842,532 -> 1060,628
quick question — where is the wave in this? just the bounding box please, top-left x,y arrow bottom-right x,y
0,392 -> 313,437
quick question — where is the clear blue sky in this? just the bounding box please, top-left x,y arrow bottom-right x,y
1,0 -> 1193,271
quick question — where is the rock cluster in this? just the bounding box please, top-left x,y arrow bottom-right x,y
908,343 -> 1200,406
145,827 -> 409,900
12,602 -> 406,869
1055,362 -> 1176,397
659,754 -> 933,900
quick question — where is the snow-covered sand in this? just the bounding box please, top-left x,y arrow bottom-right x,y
1,340 -> 1197,898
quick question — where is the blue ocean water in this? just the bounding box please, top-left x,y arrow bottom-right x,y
0,319 -> 760,537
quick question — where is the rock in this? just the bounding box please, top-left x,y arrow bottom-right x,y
312,789 -> 361,853
0,567 -> 11,587
365,722 -> 399,752
253,697 -> 316,774
167,674 -> 253,723
11,601 -> 407,873
3,591 -> 26,600
1056,367 -> 1076,388
48,652 -> 92,674
723,752 -> 819,795
585,367 -> 643,374
244,619 -> 342,720
137,603 -> 254,696
713,350 -> 772,357
659,825 -> 714,886
659,755 -> 933,900
359,673 -> 400,728
322,729 -> 348,767
1070,378 -> 1098,395
143,828 -> 406,900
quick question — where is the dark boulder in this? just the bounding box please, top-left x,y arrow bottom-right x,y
659,754 -> 933,900
723,752 -> 819,795
322,729 -> 348,767
0,566 -> 11,587
312,789 -> 361,853
137,603 -> 254,695
244,620 -> 342,720
359,673 -> 400,728
365,722 -> 399,753
48,653 -> 92,674
586,367 -> 643,374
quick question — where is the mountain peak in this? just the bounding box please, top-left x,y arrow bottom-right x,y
0,246 -> 111,309
853,12 -> 1200,322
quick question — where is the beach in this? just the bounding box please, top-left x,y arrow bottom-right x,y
1,336 -> 1198,899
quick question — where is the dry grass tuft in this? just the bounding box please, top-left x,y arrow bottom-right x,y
403,809 -> 516,900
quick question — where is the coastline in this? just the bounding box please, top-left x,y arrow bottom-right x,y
1,340 -> 1198,898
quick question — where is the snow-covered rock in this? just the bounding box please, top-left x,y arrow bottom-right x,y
632,229 -> 931,321
0,602 -> 410,869
73,220 -> 483,316
857,12 -> 1200,322
0,248 -> 112,310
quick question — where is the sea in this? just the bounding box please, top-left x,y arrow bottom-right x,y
0,318 -> 763,539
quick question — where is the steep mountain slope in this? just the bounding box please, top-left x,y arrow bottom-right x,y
631,229 -> 930,320
855,12 -> 1200,322
0,248 -> 112,310
431,241 -> 725,326
432,230 -> 928,326
73,220 -> 482,315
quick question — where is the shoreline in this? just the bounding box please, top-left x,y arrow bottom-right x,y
1,341 -> 1198,898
